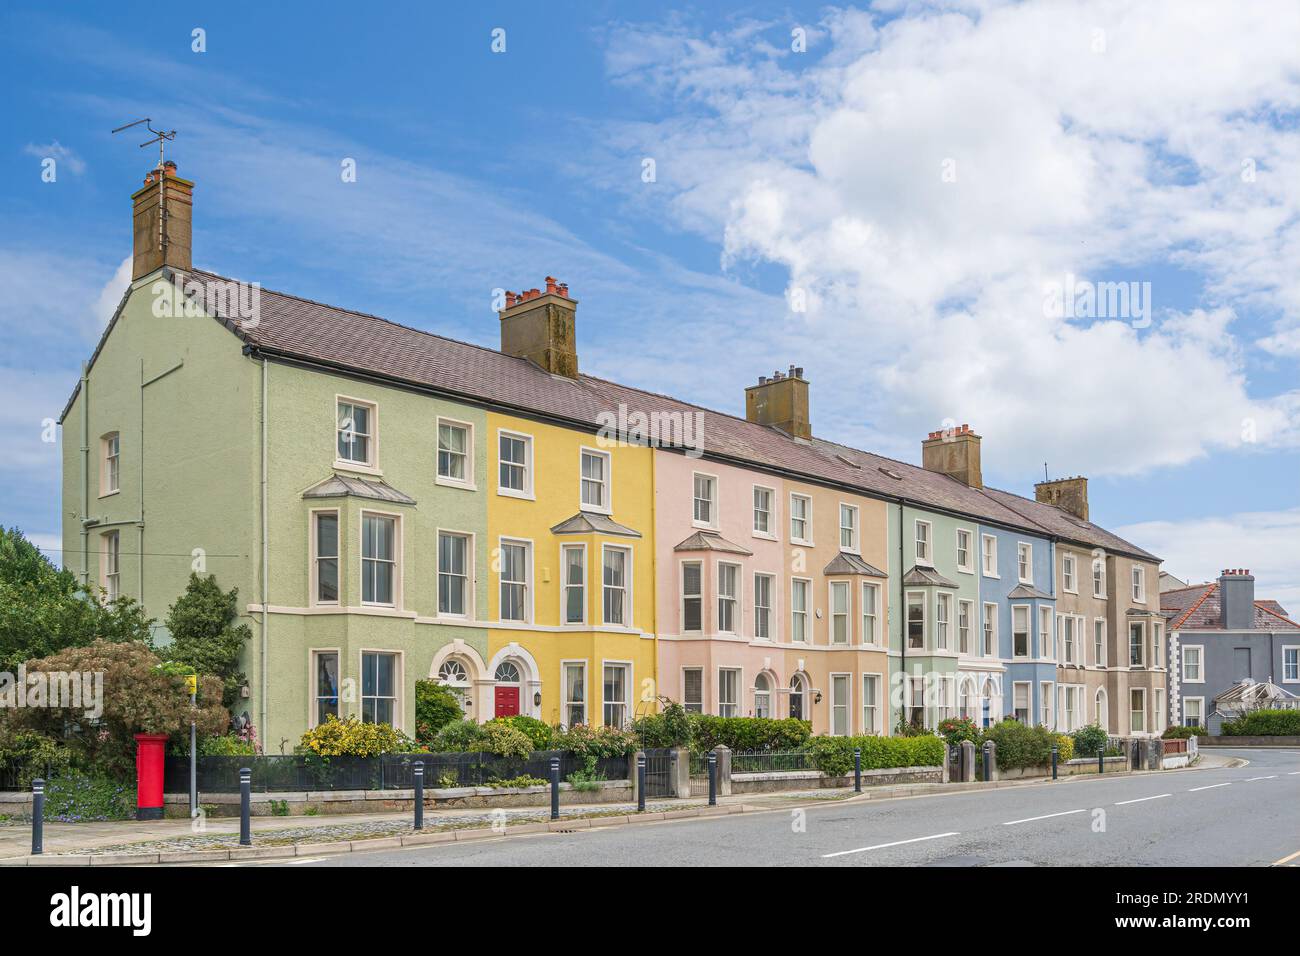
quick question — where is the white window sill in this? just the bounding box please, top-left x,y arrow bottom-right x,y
497,488 -> 535,500
957,566 -> 974,575
691,520 -> 718,531
99,489 -> 120,499
435,476 -> 476,491
752,531 -> 778,542
791,539 -> 814,548
580,505 -> 613,517
335,460 -> 382,477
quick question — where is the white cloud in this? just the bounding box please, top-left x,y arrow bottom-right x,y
22,140 -> 86,176
590,0 -> 1300,477
1118,508 -> 1300,613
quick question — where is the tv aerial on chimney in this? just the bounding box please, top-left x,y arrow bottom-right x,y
112,118 -> 177,261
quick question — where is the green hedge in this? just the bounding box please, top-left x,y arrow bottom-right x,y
805,735 -> 944,776
686,715 -> 812,753
983,720 -> 1071,770
1161,725 -> 1198,740
1221,709 -> 1300,736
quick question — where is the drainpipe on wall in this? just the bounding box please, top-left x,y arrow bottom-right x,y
80,361 -> 89,584
260,357 -> 270,743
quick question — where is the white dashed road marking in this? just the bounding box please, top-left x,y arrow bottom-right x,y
1189,783 -> 1230,792
1002,809 -> 1088,826
1245,775 -> 1278,781
822,832 -> 959,858
1115,794 -> 1170,806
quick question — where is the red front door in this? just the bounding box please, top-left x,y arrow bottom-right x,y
494,685 -> 520,717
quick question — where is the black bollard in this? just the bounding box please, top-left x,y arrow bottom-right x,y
707,751 -> 717,806
1051,746 -> 1059,780
413,761 -> 424,831
637,753 -> 646,813
31,778 -> 44,856
550,756 -> 560,821
239,767 -> 252,846
854,748 -> 862,793
982,742 -> 992,782
1098,744 -> 1105,774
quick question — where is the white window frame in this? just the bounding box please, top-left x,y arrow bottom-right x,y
1129,621 -> 1146,667
914,519 -> 932,566
753,672 -> 773,719
1283,646 -> 1300,684
101,432 -> 120,497
981,602 -> 998,657
717,667 -> 741,718
1151,622 -> 1163,668
1062,614 -> 1076,664
1040,681 -> 1054,729
680,560 -> 703,634
1017,542 -> 1033,584
435,417 -> 474,489
1132,565 -> 1146,603
497,536 -> 532,624
716,560 -> 740,635
102,530 -> 120,602
790,578 -> 811,643
601,544 -> 632,627
840,503 -> 860,553
935,591 -> 952,651
309,648 -> 341,728
359,649 -> 402,728
906,591 -> 926,650
561,660 -> 587,727
335,395 -> 378,471
1061,553 -> 1077,593
956,528 -> 973,573
1038,606 -> 1053,661
692,472 -> 719,529
561,543 -> 586,625
601,660 -> 632,727
829,580 -> 851,645
682,666 -> 704,714
981,533 -> 998,577
829,672 -> 851,737
1094,618 -> 1107,666
436,529 -> 473,619
957,599 -> 973,655
310,507 -> 341,607
862,673 -> 882,734
1012,681 -> 1031,723
753,572 -> 774,641
789,493 -> 813,545
360,510 -> 400,609
1012,604 -> 1030,658
1092,557 -> 1106,598
580,447 -> 612,515
496,429 -> 534,499
1183,695 -> 1204,729
861,582 -> 881,647
752,485 -> 776,539
1130,687 -> 1147,734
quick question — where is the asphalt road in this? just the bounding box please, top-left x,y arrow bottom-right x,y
290,748 -> 1300,867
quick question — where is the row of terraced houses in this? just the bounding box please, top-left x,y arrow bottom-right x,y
59,165 -> 1170,745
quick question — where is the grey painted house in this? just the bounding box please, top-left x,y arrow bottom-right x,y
1165,570 -> 1300,733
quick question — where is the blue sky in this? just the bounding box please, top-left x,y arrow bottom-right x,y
2,1 -> 1298,603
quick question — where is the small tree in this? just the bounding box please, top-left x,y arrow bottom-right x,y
18,641 -> 227,777
0,526 -> 153,672
414,680 -> 464,745
162,573 -> 250,708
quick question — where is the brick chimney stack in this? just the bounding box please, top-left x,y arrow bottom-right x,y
131,161 -> 193,279
921,423 -> 983,489
1035,475 -> 1089,521
498,277 -> 578,378
745,365 -> 811,439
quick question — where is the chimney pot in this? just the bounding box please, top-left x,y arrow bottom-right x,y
131,162 -> 193,279
745,364 -> 811,439
498,276 -> 580,379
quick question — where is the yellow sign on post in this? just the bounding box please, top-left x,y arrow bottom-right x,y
184,674 -> 198,696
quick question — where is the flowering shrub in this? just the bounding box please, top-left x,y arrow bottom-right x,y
937,716 -> 981,750
298,715 -> 413,757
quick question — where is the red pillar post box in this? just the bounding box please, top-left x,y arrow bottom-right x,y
134,732 -> 169,820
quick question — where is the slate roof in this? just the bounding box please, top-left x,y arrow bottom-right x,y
902,565 -> 959,588
1161,583 -> 1300,630
301,473 -> 416,505
550,512 -> 641,538
69,266 -> 1159,560
1007,583 -> 1053,600
822,552 -> 888,577
672,530 -> 753,555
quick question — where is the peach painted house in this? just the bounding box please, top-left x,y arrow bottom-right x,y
654,411 -> 892,736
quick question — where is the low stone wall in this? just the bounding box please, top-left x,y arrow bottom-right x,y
996,756 -> 1127,780
731,766 -> 942,793
1197,736 -> 1300,747
161,779 -> 633,818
